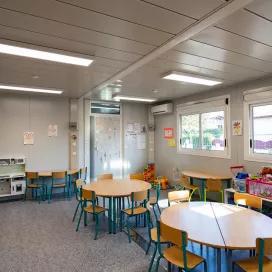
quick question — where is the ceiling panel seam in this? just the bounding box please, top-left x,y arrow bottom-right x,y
172,49 -> 271,73
56,0 -> 177,35
0,6 -> 170,47
214,25 -> 272,48
191,38 -> 272,63
0,23 -> 146,56
244,8 -> 272,23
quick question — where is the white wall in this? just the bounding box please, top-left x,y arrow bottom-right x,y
155,76 -> 272,184
0,93 -> 69,170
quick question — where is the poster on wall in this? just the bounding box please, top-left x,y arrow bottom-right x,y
167,138 -> 176,147
164,127 -> 174,139
232,120 -> 242,136
48,124 -> 58,137
24,132 -> 34,145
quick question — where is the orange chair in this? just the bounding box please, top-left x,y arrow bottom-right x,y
234,192 -> 262,212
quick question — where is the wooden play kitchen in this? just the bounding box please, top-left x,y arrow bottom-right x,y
160,201 -> 272,272
83,179 -> 151,234
182,170 -> 232,200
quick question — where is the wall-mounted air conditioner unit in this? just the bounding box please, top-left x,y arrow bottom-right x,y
151,103 -> 173,115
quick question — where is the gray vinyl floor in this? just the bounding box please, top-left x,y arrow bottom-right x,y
0,194 -> 248,272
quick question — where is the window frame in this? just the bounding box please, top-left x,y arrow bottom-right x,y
244,97 -> 272,163
177,95 -> 231,159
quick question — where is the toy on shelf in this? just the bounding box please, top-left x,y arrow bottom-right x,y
155,176 -> 168,190
143,163 -> 155,183
246,176 -> 272,200
230,165 -> 248,193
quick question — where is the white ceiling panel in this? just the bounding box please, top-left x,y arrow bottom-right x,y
216,9 -> 272,46
58,0 -> 195,34
193,27 -> 272,62
161,50 -> 267,78
246,0 -> 272,20
142,0 -> 226,19
175,39 -> 272,73
0,8 -> 155,55
0,0 -> 173,46
0,25 -> 142,63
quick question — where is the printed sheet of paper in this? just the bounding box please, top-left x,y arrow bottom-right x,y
24,132 -> 34,145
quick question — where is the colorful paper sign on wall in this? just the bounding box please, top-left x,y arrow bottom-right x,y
167,138 -> 176,147
24,132 -> 34,145
48,124 -> 58,137
164,127 -> 174,139
232,120 -> 242,136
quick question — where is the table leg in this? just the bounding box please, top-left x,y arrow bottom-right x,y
216,248 -> 221,272
108,197 -> 112,234
200,179 -> 206,201
113,197 -> 116,234
227,249 -> 232,272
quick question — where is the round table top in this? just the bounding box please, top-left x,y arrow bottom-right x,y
83,179 -> 151,197
160,201 -> 272,249
182,170 -> 231,180
27,169 -> 79,177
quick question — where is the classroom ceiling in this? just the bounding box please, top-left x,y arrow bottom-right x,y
0,0 -> 272,100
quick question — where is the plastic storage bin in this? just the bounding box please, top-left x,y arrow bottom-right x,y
246,178 -> 272,200
233,178 -> 246,192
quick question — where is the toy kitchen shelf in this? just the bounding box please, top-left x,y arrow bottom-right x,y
0,158 -> 26,199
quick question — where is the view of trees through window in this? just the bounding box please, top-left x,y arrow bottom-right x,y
252,104 -> 272,154
181,111 -> 224,151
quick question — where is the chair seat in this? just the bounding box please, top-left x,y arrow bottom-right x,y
149,197 -> 157,205
27,184 -> 42,188
123,206 -> 147,215
163,246 -> 204,269
184,184 -> 199,191
150,227 -> 166,243
84,205 -> 107,214
235,256 -> 272,272
52,183 -> 66,188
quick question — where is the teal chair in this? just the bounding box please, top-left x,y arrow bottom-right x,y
48,171 -> 67,203
24,171 -> 44,203
76,187 -> 107,239
154,220 -> 207,272
121,190 -> 148,242
72,179 -> 86,222
148,183 -> 161,221
232,238 -> 272,271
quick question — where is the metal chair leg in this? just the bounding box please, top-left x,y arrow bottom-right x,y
72,201 -> 80,222
76,208 -> 84,232
94,214 -> 99,240
148,243 -> 157,272
154,256 -> 162,272
146,240 -> 151,255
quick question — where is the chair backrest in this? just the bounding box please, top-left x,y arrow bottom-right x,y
168,190 -> 190,206
97,173 -> 113,181
26,171 -> 39,180
180,175 -> 190,187
76,179 -> 85,189
256,238 -> 272,270
52,171 -> 67,179
81,188 -> 96,204
133,190 -> 148,202
80,167 -> 87,180
129,173 -> 144,180
234,192 -> 262,210
206,179 -> 222,192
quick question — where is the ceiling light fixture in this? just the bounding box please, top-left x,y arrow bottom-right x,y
0,43 -> 93,66
0,84 -> 63,94
162,71 -> 222,86
114,95 -> 156,102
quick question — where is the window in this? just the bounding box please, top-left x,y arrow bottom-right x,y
244,90 -> 272,162
177,96 -> 230,158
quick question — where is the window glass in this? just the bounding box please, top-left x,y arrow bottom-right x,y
202,111 -> 224,151
252,104 -> 272,154
181,114 -> 200,149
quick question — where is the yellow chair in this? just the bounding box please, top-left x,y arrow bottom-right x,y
168,190 -> 190,206
76,188 -> 107,239
97,173 -> 113,180
154,220 -> 207,272
180,175 -> 200,201
204,179 -> 224,203
233,238 -> 272,271
234,192 -> 262,212
72,179 -> 86,222
129,173 -> 145,180
48,171 -> 67,203
121,190 -> 148,242
24,172 -> 44,203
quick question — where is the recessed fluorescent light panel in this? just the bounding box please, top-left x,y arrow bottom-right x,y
114,95 -> 156,103
163,72 -> 222,86
0,43 -> 93,66
0,84 -> 63,94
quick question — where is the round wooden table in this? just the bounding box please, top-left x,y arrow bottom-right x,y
160,201 -> 272,272
83,179 -> 151,233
